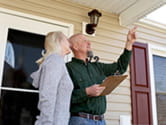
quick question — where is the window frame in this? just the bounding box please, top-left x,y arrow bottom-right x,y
148,44 -> 166,125
0,7 -> 74,95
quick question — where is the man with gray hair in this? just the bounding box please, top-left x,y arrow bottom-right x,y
66,27 -> 137,125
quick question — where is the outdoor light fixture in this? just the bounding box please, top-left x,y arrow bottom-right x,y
86,9 -> 102,35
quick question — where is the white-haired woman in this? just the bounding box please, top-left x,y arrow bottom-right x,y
31,31 -> 73,125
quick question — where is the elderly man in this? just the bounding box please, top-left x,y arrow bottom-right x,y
66,27 -> 137,125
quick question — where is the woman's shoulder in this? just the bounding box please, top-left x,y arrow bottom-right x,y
42,53 -> 64,67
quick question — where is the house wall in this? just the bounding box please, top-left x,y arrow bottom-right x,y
0,0 -> 165,124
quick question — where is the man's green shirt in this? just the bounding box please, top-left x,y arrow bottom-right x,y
66,49 -> 131,115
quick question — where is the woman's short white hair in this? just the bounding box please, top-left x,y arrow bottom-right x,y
36,31 -> 66,65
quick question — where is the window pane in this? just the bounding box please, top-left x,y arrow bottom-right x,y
153,56 -> 166,92
156,94 -> 166,125
153,55 -> 166,125
2,29 -> 45,90
0,90 -> 39,125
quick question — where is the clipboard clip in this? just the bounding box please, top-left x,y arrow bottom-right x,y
114,70 -> 120,76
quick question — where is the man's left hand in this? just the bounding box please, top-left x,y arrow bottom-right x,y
125,26 -> 138,50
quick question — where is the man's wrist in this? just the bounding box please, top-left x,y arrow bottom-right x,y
125,41 -> 133,51
85,87 -> 90,96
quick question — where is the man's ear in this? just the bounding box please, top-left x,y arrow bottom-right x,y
72,44 -> 79,51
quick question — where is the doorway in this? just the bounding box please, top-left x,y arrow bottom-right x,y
0,8 -> 73,125
0,28 -> 45,125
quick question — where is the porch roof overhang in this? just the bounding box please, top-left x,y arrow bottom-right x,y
66,0 -> 166,26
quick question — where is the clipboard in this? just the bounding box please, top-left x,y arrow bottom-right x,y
100,75 -> 128,96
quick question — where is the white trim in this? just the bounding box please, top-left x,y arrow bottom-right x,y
119,0 -> 165,26
0,87 -> 39,93
0,8 -> 74,36
148,43 -> 166,125
148,44 -> 158,125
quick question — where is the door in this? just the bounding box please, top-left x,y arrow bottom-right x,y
0,9 -> 73,125
130,42 -> 153,125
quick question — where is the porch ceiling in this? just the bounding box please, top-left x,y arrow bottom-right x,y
66,0 -> 137,15
65,0 -> 166,26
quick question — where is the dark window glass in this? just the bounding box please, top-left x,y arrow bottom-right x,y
0,29 -> 45,125
0,90 -> 39,125
2,29 -> 45,89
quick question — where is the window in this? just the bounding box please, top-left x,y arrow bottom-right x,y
153,55 -> 166,125
0,29 -> 45,125
0,9 -> 73,125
